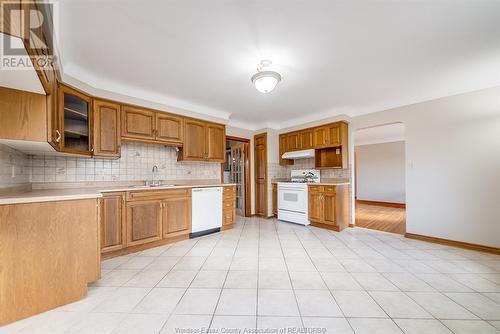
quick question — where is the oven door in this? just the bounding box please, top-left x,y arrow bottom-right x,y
278,185 -> 308,213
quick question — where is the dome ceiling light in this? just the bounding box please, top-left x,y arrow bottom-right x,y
251,60 -> 281,93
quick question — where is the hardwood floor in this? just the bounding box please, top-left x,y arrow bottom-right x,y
355,201 -> 406,235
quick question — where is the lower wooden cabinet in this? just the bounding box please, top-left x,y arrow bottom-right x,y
308,185 -> 349,231
100,193 -> 126,253
162,194 -> 191,238
126,200 -> 163,247
223,185 -> 236,227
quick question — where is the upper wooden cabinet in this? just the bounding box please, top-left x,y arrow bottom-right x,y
179,119 -> 225,162
58,85 -> 93,156
279,121 -> 349,168
121,106 -> 184,146
93,100 -> 121,158
156,113 -> 183,144
121,106 -> 156,141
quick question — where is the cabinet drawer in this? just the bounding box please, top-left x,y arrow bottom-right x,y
223,186 -> 236,195
127,188 -> 190,201
223,200 -> 235,210
324,186 -> 336,194
308,185 -> 321,193
223,209 -> 235,226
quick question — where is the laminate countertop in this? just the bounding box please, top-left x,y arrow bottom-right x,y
0,183 -> 237,205
271,178 -> 350,186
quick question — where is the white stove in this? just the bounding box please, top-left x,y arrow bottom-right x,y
277,169 -> 320,225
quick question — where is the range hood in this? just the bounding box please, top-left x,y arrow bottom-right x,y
281,149 -> 315,160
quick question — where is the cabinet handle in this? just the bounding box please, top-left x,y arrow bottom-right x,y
55,130 -> 61,143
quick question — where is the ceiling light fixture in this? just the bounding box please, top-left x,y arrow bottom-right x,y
251,60 -> 281,93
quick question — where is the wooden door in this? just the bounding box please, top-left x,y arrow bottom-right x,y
279,134 -> 294,166
308,186 -> 323,223
155,113 -> 183,144
121,106 -> 155,141
182,119 -> 207,160
162,196 -> 191,238
254,133 -> 267,217
327,124 -> 341,147
126,200 -> 162,246
93,100 -> 121,158
206,123 -> 225,162
322,190 -> 336,225
100,193 -> 126,253
287,132 -> 299,151
299,130 -> 313,149
313,126 -> 329,148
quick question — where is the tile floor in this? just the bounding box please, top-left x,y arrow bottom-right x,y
2,217 -> 500,334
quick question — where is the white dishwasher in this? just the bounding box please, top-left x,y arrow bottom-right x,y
190,187 -> 223,238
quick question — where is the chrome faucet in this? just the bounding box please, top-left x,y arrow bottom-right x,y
151,165 -> 159,186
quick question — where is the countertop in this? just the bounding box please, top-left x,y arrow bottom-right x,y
0,183 -> 237,205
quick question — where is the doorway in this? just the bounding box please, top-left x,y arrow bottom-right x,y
354,123 -> 406,234
222,136 -> 251,217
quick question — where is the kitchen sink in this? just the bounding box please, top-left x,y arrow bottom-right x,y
131,184 -> 176,188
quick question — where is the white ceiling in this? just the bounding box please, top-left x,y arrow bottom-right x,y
56,0 -> 500,130
354,123 -> 405,146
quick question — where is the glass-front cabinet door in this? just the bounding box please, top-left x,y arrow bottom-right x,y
58,85 -> 93,155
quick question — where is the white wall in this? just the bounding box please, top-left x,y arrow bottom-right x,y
355,141 -> 405,203
351,86 -> 500,248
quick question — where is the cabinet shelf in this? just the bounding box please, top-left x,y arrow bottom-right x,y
64,107 -> 88,120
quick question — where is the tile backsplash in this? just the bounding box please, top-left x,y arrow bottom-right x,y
0,144 -> 31,187
0,142 -> 221,187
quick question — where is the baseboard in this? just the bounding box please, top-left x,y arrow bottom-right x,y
356,200 -> 406,208
405,233 -> 500,255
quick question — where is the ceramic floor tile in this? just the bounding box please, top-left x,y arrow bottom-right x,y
332,291 -> 387,318
393,319 -> 453,334
172,257 -> 206,271
347,318 -> 403,334
190,270 -> 228,288
111,313 -> 169,334
230,257 -> 259,271
383,272 -> 435,292
117,257 -> 156,270
285,257 -> 317,272
369,291 -> 432,319
157,270 -> 197,288
16,311 -> 84,334
321,272 -> 364,290
124,269 -> 169,287
259,271 -> 292,289
416,273 -> 473,292
92,270 -> 140,287
215,289 -> 257,316
446,292 -> 500,320
289,271 -> 328,289
257,289 -> 300,316
407,292 -> 478,319
258,257 -> 288,271
202,257 -> 232,270
449,274 -> 500,292
132,287 -> 186,314
224,270 -> 258,289
441,320 -> 500,334
302,317 -> 354,334
210,315 -> 256,330
65,312 -> 125,334
174,288 -> 221,315
257,316 -> 303,331
294,290 -> 343,317
352,273 -> 399,291
159,315 -> 212,334
92,287 -> 151,313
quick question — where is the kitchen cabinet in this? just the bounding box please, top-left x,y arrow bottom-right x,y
162,194 -> 191,239
57,84 -> 93,156
308,184 -> 349,231
299,130 -> 313,149
121,106 -> 156,141
272,183 -> 277,216
100,193 -> 126,253
126,200 -> 163,247
179,119 -> 226,162
279,121 -> 349,169
279,134 -> 294,166
287,132 -> 300,151
156,113 -> 183,144
223,185 -> 236,227
93,100 -> 121,158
